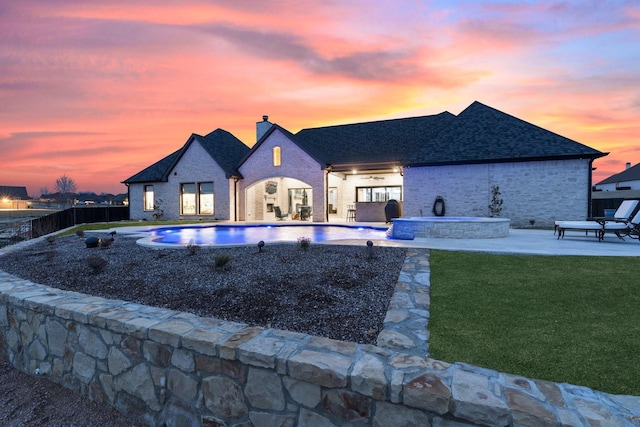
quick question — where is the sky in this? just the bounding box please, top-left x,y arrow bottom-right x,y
1,1 -> 639,197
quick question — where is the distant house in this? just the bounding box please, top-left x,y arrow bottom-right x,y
124,101 -> 605,227
0,186 -> 29,209
594,162 -> 640,191
592,162 -> 640,216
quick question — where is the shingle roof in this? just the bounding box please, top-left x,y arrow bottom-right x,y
0,186 -> 29,199
123,129 -> 250,184
293,101 -> 605,168
596,163 -> 640,185
294,112 -> 457,167
408,101 -> 605,166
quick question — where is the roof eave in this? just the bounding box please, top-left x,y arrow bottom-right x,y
404,153 -> 607,168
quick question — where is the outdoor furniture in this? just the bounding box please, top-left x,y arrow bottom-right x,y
556,200 -> 640,241
274,206 -> 288,220
299,206 -> 311,220
346,204 -> 356,221
601,211 -> 640,240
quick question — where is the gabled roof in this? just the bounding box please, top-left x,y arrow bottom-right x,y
0,186 -> 29,199
236,124 -> 330,170
123,129 -> 250,184
291,101 -> 605,169
596,163 -> 640,185
406,101 -> 606,166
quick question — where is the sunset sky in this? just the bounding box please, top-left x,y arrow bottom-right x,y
1,1 -> 639,197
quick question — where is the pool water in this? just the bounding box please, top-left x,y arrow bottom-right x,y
143,224 -> 390,246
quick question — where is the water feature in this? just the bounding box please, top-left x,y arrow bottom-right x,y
390,216 -> 510,239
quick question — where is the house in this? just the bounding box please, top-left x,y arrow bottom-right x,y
124,129 -> 250,220
0,186 -> 30,209
592,162 -> 640,216
124,101 -> 606,227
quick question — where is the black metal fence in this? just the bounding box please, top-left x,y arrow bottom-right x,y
30,206 -> 129,238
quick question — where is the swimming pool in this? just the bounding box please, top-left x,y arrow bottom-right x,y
137,224 -> 391,247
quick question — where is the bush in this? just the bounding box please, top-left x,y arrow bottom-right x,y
186,242 -> 200,256
87,255 -> 107,274
75,229 -> 85,238
214,253 -> 231,270
298,237 -> 311,251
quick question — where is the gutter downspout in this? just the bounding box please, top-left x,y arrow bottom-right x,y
588,159 -> 594,217
233,177 -> 239,222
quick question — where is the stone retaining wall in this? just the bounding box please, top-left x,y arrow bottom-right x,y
1,249 -> 638,426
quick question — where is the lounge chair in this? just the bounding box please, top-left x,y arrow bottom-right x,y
601,210 -> 640,240
274,206 -> 288,220
556,200 -> 639,241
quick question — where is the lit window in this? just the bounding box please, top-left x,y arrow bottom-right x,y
144,185 -> 154,211
356,186 -> 402,202
199,182 -> 214,215
181,183 -> 196,215
181,182 -> 214,215
273,146 -> 281,167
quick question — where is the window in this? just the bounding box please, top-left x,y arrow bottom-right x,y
181,182 -> 214,215
356,186 -> 402,202
273,146 -> 281,167
328,187 -> 338,214
199,182 -> 214,215
144,185 -> 154,211
181,183 -> 196,215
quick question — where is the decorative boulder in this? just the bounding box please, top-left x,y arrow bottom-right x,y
85,236 -> 101,248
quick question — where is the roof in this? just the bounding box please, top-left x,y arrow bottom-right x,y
123,129 -> 250,184
293,101 -> 605,169
294,112 -> 457,168
407,101 -> 605,166
596,163 -> 640,186
0,186 -> 29,199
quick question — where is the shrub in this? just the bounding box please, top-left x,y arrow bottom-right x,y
214,253 -> 231,270
46,235 -> 57,245
298,237 -> 311,251
186,242 -> 200,256
87,255 -> 107,274
75,229 -> 85,238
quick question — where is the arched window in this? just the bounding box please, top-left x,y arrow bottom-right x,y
273,146 -> 281,167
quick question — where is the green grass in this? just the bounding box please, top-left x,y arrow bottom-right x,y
429,250 -> 640,396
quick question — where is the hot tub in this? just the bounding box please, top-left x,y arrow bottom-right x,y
390,217 -> 510,239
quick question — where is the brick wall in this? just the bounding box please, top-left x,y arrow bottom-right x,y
238,130 -> 325,222
403,159 -> 592,227
128,141 -> 232,221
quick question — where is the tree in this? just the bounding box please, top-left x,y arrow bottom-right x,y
54,174 -> 78,207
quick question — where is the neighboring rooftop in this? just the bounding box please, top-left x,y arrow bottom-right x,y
596,162 -> 640,186
0,186 -> 29,200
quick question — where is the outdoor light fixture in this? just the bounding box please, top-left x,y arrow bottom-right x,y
352,169 -> 357,174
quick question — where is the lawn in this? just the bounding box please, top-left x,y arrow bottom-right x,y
428,250 -> 640,396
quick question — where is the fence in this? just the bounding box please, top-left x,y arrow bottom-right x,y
30,206 -> 129,238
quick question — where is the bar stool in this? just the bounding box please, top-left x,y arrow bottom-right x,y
346,205 -> 356,221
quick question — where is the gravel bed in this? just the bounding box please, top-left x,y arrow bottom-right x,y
0,234 -> 406,345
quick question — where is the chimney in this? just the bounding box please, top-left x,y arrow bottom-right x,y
626,162 -> 631,170
256,115 -> 272,142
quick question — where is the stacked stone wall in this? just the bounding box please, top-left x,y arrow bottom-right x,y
1,248 -> 637,426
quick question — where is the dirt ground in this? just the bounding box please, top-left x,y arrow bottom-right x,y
0,360 -> 143,426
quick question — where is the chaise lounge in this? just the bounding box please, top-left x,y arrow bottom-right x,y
556,199 -> 639,241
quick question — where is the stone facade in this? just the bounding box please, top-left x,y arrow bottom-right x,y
403,159 -> 592,228
1,248 -> 638,426
129,140 -> 233,221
